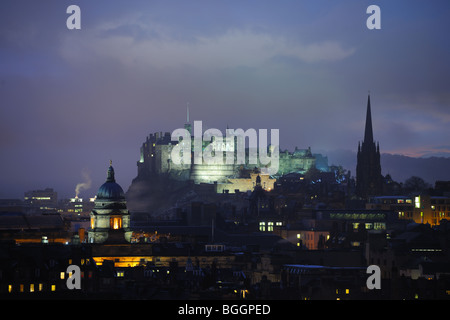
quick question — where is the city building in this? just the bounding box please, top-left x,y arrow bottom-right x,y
412,194 -> 450,226
64,196 -> 95,214
88,162 -> 132,243
0,199 -> 24,213
0,212 -> 68,244
367,194 -> 450,226
366,196 -> 414,221
216,172 -> 275,194
24,188 -> 58,213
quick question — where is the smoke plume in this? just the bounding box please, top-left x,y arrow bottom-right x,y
75,169 -> 92,198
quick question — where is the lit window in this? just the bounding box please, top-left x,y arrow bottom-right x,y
8,285 -> 12,293
39,283 -> 43,291
345,289 -> 350,294
268,222 -> 274,232
20,284 -> 24,292
297,234 -> 301,239
30,284 -> 34,293
259,222 -> 265,232
415,196 -> 421,209
51,284 -> 56,291
60,272 -> 65,280
111,216 -> 122,230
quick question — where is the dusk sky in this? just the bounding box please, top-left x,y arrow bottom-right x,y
1,0 -> 449,199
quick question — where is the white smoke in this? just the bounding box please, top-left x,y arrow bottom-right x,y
75,169 -> 92,198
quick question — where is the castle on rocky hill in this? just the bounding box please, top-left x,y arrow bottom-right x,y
135,121 -> 329,190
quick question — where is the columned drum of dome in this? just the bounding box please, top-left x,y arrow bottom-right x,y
88,161 -> 132,243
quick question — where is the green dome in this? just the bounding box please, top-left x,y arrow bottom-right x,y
96,164 -> 125,200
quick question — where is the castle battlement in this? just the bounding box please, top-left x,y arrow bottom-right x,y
136,125 -> 328,189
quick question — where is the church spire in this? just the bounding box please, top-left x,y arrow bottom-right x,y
363,93 -> 374,144
356,93 -> 382,198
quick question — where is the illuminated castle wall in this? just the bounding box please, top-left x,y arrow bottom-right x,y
136,127 -> 326,187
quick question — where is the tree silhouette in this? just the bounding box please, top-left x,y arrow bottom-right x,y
403,176 -> 432,194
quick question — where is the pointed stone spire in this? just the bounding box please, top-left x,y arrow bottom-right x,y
356,93 -> 382,198
363,94 -> 374,144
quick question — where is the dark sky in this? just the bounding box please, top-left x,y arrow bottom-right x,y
1,0 -> 449,199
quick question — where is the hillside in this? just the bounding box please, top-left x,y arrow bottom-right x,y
326,150 -> 450,185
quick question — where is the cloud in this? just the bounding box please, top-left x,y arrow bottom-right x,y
281,40 -> 356,63
384,146 -> 450,159
59,22 -> 356,70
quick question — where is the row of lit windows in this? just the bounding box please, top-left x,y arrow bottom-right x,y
351,222 -> 386,230
398,211 -> 412,218
336,289 -> 350,295
431,205 -> 450,211
59,270 -> 94,280
301,289 -> 351,300
297,233 -> 321,241
24,196 -> 52,201
68,258 -> 90,265
7,283 -> 56,293
335,288 -> 351,300
399,211 -> 450,219
433,212 -> 450,218
383,198 -> 450,206
259,221 -> 282,232
90,217 -> 123,230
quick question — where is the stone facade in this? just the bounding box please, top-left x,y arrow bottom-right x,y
136,127 -> 326,188
88,164 -> 132,243
216,173 -> 276,194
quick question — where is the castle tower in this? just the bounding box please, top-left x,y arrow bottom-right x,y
356,94 -> 383,198
88,161 -> 132,243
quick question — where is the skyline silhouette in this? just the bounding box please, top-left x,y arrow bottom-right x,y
1,1 -> 449,198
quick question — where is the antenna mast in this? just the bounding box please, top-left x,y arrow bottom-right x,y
187,102 -> 190,123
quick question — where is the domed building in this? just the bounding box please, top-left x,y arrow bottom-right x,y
88,161 -> 132,243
